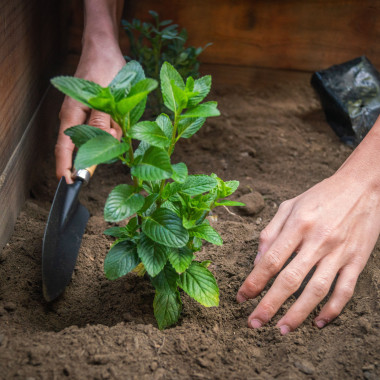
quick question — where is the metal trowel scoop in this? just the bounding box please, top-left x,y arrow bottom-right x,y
42,166 -> 95,302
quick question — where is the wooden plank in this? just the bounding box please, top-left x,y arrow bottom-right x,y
200,63 -> 311,88
0,0 -> 64,175
0,0 -> 67,248
0,86 -> 62,249
121,0 -> 380,71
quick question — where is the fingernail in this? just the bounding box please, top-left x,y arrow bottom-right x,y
236,292 -> 247,303
279,325 -> 290,335
249,319 -> 262,329
254,251 -> 262,266
315,320 -> 326,329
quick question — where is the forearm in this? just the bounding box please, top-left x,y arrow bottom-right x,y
336,116 -> 380,192
82,0 -> 124,49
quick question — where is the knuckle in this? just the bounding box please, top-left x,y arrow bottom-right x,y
278,199 -> 291,211
339,282 -> 355,301
261,250 -> 282,273
297,214 -> 313,230
243,277 -> 261,296
259,228 -> 271,246
279,268 -> 303,293
257,302 -> 276,320
310,277 -> 330,298
89,115 -> 109,130
324,304 -> 341,320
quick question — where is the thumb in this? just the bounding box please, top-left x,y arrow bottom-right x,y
56,100 -> 88,184
88,110 -> 113,134
88,110 -> 123,140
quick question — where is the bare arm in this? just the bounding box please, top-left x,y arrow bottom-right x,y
237,116 -> 380,333
55,0 -> 125,183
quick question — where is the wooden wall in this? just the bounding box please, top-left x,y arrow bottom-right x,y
122,0 -> 380,72
0,0 -> 66,248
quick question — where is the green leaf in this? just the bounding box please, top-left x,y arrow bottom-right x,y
200,260 -> 212,268
171,163 -> 188,183
151,263 -> 179,293
177,117 -> 206,139
161,200 -> 181,216
180,175 -> 218,196
156,114 -> 173,139
192,236 -> 203,251
131,146 -> 172,181
137,234 -> 168,277
160,62 -> 185,112
74,135 -> 128,169
223,180 -> 240,197
187,75 -> 212,107
142,208 -> 189,248
178,262 -> 219,307
139,193 -> 159,214
103,226 -> 129,238
51,76 -> 102,108
116,77 -> 157,118
153,290 -> 182,330
214,200 -> 245,207
88,87 -> 115,114
182,102 -> 220,118
171,81 -> 188,111
185,76 -> 195,92
126,61 -> 148,126
134,140 -> 150,159
109,66 -> 136,101
64,124 -> 110,147
130,121 -> 171,148
168,247 -> 195,273
162,182 -> 181,199
104,240 -> 139,280
189,224 -> 223,246
104,184 -> 145,222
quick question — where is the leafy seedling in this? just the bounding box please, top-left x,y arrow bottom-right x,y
51,61 -> 244,329
123,10 -> 211,114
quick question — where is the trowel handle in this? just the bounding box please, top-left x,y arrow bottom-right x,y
74,165 -> 97,185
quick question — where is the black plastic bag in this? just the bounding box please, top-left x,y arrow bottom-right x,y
311,56 -> 380,146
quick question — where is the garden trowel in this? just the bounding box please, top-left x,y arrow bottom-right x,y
42,166 -> 96,302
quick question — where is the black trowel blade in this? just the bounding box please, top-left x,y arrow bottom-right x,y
42,177 -> 89,302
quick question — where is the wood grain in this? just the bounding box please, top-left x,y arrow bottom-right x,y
0,87 -> 62,249
122,0 -> 380,71
0,0 -> 65,175
0,0 -> 66,248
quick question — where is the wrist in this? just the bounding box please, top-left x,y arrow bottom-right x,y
82,0 -> 121,50
335,117 -> 380,193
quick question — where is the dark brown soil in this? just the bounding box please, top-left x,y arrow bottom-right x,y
1,70 -> 379,379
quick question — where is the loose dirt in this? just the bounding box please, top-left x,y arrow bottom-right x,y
1,69 -> 379,379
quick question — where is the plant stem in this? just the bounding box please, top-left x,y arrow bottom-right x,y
168,112 -> 179,156
120,114 -> 139,188
157,111 -> 180,202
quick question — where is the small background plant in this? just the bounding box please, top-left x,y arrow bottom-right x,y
123,10 -> 211,114
51,61 -> 243,329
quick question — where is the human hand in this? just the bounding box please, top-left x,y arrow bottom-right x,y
55,42 -> 125,183
237,168 -> 380,334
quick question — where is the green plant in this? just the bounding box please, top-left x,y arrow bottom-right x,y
51,61 -> 243,329
123,10 -> 210,114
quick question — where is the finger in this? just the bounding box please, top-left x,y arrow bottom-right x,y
275,257 -> 340,334
87,110 -> 112,134
314,264 -> 360,328
237,224 -> 302,303
111,119 -> 123,140
255,199 -> 294,265
247,248 -> 316,328
56,100 -> 88,184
